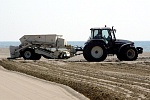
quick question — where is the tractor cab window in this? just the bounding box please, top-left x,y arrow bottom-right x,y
93,30 -> 99,38
102,30 -> 111,44
102,30 -> 109,38
92,30 -> 102,39
92,29 -> 112,43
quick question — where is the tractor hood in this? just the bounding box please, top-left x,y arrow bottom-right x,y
115,39 -> 134,45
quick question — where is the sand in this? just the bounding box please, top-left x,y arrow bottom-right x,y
0,48 -> 150,100
0,48 -> 89,100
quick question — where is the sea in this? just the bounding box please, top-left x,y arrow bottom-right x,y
0,41 -> 150,52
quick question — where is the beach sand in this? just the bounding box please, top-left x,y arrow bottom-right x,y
0,48 -> 89,100
0,48 -> 150,100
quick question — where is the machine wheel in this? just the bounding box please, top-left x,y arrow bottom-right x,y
83,42 -> 107,62
117,47 -> 138,61
22,48 -> 41,60
22,48 -> 35,60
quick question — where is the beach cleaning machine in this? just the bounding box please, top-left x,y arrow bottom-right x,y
9,34 -> 81,60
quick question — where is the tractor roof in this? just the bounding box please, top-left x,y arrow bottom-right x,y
90,27 -> 111,30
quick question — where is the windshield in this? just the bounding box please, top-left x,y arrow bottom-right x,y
102,30 -> 109,39
102,30 -> 111,43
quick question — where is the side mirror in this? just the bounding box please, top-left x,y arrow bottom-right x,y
114,29 -> 116,33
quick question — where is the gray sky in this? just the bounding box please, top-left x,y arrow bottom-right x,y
0,0 -> 150,41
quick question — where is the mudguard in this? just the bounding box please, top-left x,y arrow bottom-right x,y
85,39 -> 107,48
118,43 -> 135,53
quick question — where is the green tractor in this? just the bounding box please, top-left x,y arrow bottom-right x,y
83,26 -> 143,62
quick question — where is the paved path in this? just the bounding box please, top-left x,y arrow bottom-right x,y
0,66 -> 88,100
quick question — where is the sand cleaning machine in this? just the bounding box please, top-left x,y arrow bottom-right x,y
9,34 -> 81,60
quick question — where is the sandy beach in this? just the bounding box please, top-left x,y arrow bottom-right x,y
0,48 -> 89,100
0,48 -> 150,100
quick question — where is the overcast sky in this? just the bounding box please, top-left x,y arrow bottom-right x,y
0,0 -> 150,41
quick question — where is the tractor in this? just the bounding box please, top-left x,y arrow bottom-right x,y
83,25 -> 143,61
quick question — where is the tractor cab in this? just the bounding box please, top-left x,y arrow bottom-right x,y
90,26 -> 116,45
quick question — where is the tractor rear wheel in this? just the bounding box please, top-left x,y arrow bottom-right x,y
83,42 -> 107,62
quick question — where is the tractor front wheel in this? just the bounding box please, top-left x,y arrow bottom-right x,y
124,47 -> 138,61
117,47 -> 138,61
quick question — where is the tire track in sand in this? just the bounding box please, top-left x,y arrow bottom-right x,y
1,59 -> 150,99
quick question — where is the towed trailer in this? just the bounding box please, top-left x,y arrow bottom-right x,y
9,34 -> 82,60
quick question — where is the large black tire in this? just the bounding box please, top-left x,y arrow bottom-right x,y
117,50 -> 124,61
21,48 -> 41,60
117,47 -> 138,61
124,47 -> 138,61
83,42 -> 107,62
117,53 -> 123,61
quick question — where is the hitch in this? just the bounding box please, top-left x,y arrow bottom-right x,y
74,46 -> 83,51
